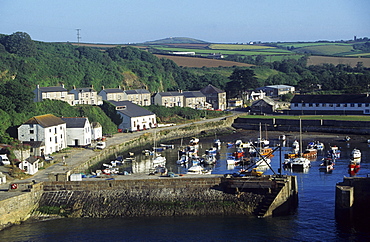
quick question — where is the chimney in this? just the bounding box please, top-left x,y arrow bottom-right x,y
62,84 -> 65,88
102,86 -> 105,90
73,85 -> 76,89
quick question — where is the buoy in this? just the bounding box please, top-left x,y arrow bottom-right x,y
10,183 -> 18,189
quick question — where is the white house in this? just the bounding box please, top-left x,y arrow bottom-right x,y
91,122 -> 103,141
18,114 -> 67,156
109,101 -> 157,132
61,117 -> 92,147
256,85 -> 295,97
153,91 -> 184,107
123,89 -> 151,106
98,86 -> 125,101
33,84 -> 75,105
18,156 -> 41,175
182,91 -> 209,109
68,86 -> 103,105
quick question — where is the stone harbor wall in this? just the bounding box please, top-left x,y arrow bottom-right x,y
38,178 -> 263,218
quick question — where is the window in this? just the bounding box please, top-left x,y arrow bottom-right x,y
322,104 -> 326,107
336,104 -> 340,107
329,104 -> 334,107
30,130 -> 34,134
344,104 -> 347,107
350,104 -> 355,107
315,103 -> 319,107
55,137 -> 58,143
309,103 -> 313,107
358,104 -> 362,107
55,128 -> 57,134
294,103 -> 298,107
366,104 -> 370,107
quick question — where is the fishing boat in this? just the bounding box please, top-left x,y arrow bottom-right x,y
284,119 -> 311,171
203,154 -> 216,165
189,137 -> 199,145
226,156 -> 238,165
319,157 -> 334,172
351,148 -> 361,159
239,167 -> 264,177
176,154 -> 189,165
329,146 -> 341,159
187,158 -> 211,174
348,159 -> 360,176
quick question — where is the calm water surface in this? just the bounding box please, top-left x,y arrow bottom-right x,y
1,131 -> 370,241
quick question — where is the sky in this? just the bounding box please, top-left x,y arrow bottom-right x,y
0,0 -> 369,44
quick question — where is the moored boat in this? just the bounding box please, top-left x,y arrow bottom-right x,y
351,148 -> 361,159
319,157 -> 334,172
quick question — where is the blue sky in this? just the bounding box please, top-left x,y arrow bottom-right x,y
0,0 -> 369,44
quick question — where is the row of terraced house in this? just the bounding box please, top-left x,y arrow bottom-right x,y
33,84 -> 227,110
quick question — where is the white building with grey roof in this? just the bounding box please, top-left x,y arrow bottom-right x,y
109,101 -> 157,132
61,117 -> 92,147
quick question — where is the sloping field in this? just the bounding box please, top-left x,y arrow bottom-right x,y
308,56 -> 370,67
295,45 -> 354,55
154,54 -> 254,68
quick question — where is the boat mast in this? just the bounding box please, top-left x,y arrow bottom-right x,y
299,119 -> 303,156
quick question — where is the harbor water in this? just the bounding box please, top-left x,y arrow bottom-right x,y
1,131 -> 370,241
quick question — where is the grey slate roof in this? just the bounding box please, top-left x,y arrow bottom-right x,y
69,87 -> 95,93
182,91 -> 205,98
38,86 -> 67,92
200,84 -> 224,94
109,101 -> 154,117
124,89 -> 150,95
101,88 -> 124,93
156,91 -> 183,97
61,117 -> 88,128
291,94 -> 370,104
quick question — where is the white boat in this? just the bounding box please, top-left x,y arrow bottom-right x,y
290,157 -> 311,171
226,156 -> 238,165
251,156 -> 271,168
292,140 -> 299,154
187,165 -> 211,174
351,148 -> 361,159
176,154 -> 189,165
153,154 -> 166,164
329,146 -> 341,159
285,119 -> 311,171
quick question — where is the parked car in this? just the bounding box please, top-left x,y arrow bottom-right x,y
96,142 -> 106,149
0,154 -> 10,165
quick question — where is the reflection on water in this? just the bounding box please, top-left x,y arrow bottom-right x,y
1,132 -> 370,241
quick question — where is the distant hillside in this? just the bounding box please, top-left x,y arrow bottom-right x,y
144,37 -> 209,45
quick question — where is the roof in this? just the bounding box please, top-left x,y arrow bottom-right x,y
37,86 -> 67,92
200,84 -> 225,94
22,141 -> 44,148
182,91 -> 205,98
24,114 -> 65,128
156,91 -> 183,97
25,156 -> 40,164
91,122 -> 102,128
124,89 -> 150,95
109,101 -> 155,118
61,117 -> 89,128
100,88 -> 124,94
252,97 -> 276,106
69,87 -> 96,93
291,94 -> 370,104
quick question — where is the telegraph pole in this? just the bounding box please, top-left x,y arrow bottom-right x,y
76,29 -> 81,45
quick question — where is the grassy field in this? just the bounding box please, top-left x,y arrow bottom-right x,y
307,56 -> 370,68
239,114 -> 370,121
154,54 -> 254,68
209,44 -> 275,50
294,45 -> 354,56
276,42 -> 353,48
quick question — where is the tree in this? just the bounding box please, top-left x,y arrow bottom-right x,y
4,32 -> 36,57
226,68 -> 259,98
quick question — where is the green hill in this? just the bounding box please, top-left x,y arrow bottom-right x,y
143,37 -> 209,44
